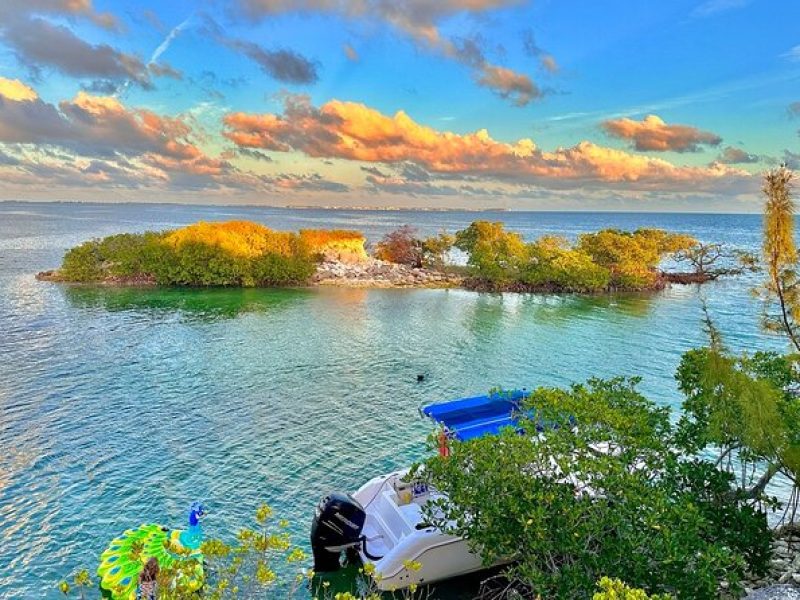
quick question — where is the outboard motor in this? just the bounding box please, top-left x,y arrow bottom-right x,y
310,492 -> 366,571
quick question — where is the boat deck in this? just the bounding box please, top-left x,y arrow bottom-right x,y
361,485 -> 437,558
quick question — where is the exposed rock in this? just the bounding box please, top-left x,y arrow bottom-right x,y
741,532 -> 800,598
311,258 -> 462,289
745,585 -> 800,600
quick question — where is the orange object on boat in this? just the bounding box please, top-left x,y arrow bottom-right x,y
438,429 -> 450,457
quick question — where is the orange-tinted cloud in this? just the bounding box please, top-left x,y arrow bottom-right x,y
477,65 -> 539,106
602,114 -> 722,152
0,0 -> 119,30
223,95 -> 748,190
0,77 -> 38,102
0,81 -> 264,190
715,146 -> 760,164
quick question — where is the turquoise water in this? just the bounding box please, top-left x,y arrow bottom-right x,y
0,202 -> 786,598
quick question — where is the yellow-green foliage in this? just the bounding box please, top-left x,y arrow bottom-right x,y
763,166 -> 796,279
164,221 -> 297,258
299,229 -> 367,261
59,221 -> 317,287
454,221 -> 694,291
454,221 -> 530,283
677,347 -> 800,484
524,235 -> 611,292
578,228 -> 696,288
594,577 -> 673,600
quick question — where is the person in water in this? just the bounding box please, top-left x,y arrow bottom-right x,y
136,557 -> 159,600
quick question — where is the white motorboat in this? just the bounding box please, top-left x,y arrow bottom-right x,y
309,391 -> 527,590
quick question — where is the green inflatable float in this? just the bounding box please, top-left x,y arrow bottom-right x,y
97,503 -> 206,599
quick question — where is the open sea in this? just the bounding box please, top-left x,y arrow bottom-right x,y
0,201 -> 788,598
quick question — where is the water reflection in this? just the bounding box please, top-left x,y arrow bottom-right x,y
464,290 -> 656,337
61,285 -> 313,320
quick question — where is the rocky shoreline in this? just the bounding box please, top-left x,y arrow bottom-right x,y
741,531 -> 800,598
311,258 -> 463,288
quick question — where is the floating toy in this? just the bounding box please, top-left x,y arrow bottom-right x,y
97,503 -> 206,600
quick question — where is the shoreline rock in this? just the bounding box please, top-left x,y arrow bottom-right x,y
741,531 -> 800,598
311,258 -> 463,288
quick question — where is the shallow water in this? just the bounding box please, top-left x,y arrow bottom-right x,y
0,202 -> 787,598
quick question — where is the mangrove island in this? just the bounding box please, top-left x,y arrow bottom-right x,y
37,220 -> 753,293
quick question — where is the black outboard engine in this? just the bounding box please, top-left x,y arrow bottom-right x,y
310,492 -> 366,571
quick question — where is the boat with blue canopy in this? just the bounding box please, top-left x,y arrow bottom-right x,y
310,389 -> 529,591
420,389 -> 528,441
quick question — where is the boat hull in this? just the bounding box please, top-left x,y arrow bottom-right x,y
351,470 -> 496,591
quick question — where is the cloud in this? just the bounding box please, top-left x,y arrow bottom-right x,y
477,65 -> 540,106
784,150 -> 800,170
365,172 -> 462,196
449,34 -> 541,106
521,29 -> 558,73
0,80 -> 355,195
234,0 -> 519,41
147,62 -> 183,80
602,114 -> 722,152
272,172 -> 349,192
0,80 -> 258,190
782,45 -> 800,62
343,43 -> 359,61
228,40 -> 319,84
0,77 -> 38,102
788,102 -> 800,117
691,0 -> 750,18
223,94 -> 750,191
231,0 -> 540,105
0,0 -> 119,30
224,147 -> 275,162
714,146 -> 760,164
81,79 -> 120,94
202,18 -> 319,85
1,17 -> 152,88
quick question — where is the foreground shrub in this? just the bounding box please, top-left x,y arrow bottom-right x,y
594,577 -> 672,600
59,504 -> 430,600
416,378 -> 770,599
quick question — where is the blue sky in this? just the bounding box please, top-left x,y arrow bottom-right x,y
0,0 -> 798,210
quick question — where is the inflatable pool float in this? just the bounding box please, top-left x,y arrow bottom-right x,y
97,503 -> 206,599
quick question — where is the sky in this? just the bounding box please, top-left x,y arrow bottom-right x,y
0,0 -> 798,211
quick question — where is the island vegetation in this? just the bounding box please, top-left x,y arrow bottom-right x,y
41,217 -> 751,294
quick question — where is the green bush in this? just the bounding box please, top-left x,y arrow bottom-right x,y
453,221 -> 693,291
454,221 -> 530,284
61,241 -> 105,282
415,378 -> 769,599
57,223 -> 317,288
523,236 -> 611,292
594,577 -> 673,599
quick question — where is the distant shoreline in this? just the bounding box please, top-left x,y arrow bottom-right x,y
0,199 -> 765,216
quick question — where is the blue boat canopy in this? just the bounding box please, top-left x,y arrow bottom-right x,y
421,390 -> 529,441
